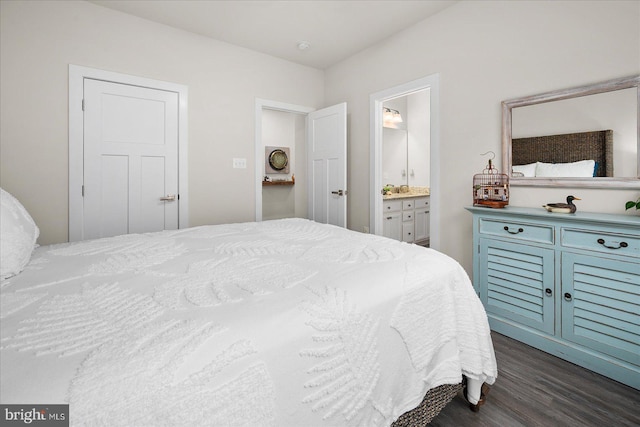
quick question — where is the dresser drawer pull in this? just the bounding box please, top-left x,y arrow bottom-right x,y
596,238 -> 628,249
503,226 -> 524,235
564,292 -> 572,302
545,288 -> 553,297
386,216 -> 393,220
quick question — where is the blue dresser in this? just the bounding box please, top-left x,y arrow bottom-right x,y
466,206 -> 640,389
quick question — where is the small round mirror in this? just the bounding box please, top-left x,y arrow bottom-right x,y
269,149 -> 288,171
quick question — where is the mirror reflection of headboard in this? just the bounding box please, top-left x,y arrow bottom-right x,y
502,75 -> 640,188
512,130 -> 613,177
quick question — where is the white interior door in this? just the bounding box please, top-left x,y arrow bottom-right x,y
83,79 -> 179,240
307,103 -> 347,227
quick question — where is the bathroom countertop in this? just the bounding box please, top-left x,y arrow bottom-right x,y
382,191 -> 430,200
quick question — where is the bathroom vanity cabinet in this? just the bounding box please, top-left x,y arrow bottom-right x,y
466,206 -> 640,389
383,196 -> 429,245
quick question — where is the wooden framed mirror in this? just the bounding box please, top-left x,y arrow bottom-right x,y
502,75 -> 640,188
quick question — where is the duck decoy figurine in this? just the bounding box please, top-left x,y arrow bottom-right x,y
543,195 -> 581,213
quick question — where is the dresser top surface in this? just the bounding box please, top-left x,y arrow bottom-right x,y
465,205 -> 640,228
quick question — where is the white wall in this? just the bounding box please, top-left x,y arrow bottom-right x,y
324,0 -> 640,275
0,0 -> 324,244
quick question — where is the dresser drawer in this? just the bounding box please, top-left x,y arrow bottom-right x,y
479,218 -> 554,244
414,197 -> 430,209
383,200 -> 402,212
402,223 -> 414,242
402,200 -> 415,210
402,211 -> 414,222
561,228 -> 640,258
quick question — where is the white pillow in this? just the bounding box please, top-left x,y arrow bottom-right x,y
1,188 -> 39,281
535,160 -> 596,178
512,162 -> 537,177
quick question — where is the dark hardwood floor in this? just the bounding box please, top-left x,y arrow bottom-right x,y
429,333 -> 640,427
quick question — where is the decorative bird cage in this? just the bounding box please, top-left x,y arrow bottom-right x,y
473,152 -> 509,208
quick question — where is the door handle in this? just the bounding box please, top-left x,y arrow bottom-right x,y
331,190 -> 347,196
160,194 -> 176,202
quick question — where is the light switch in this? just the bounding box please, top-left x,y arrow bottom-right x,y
233,158 -> 247,169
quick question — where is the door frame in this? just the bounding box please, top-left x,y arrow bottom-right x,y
254,98 -> 314,221
370,74 -> 440,249
68,64 -> 189,241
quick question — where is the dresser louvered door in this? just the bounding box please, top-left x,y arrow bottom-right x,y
561,253 -> 640,366
479,238 -> 555,335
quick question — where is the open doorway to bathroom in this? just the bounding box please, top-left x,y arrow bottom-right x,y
370,74 -> 440,249
382,90 -> 431,247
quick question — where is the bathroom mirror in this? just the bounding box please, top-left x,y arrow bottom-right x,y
382,127 -> 409,186
381,90 -> 431,188
502,75 -> 640,188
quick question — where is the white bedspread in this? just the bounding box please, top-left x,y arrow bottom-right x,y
1,219 -> 496,426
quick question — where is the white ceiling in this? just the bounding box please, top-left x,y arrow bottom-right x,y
89,0 -> 457,69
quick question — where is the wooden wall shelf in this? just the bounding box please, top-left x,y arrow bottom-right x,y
262,180 -> 294,186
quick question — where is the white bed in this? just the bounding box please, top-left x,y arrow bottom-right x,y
1,190 -> 496,426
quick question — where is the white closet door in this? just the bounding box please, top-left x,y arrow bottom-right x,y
83,78 -> 179,239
